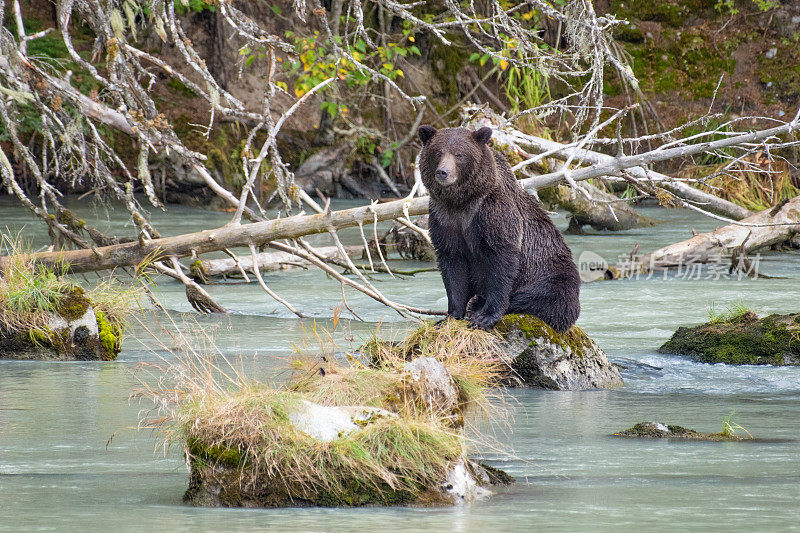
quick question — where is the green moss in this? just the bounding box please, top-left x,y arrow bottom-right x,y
187,437 -> 245,467
56,286 -> 91,320
611,1 -> 744,103
494,314 -> 590,357
314,479 -> 419,507
189,260 -> 207,282
95,310 -> 121,360
56,209 -> 86,230
659,312 -> 800,365
27,327 -> 53,347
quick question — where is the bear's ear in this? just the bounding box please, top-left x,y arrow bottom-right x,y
472,127 -> 493,145
418,125 -> 437,146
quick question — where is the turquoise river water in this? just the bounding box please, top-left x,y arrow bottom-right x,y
1,197 -> 799,532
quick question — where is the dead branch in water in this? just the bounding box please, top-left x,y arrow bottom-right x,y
589,196 -> 800,281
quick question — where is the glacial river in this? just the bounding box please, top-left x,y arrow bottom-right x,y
1,197 -> 799,531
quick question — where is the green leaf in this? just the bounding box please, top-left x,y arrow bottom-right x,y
381,149 -> 394,167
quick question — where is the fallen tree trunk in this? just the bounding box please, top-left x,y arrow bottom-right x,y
475,115 -> 755,221
625,196 -> 800,273
190,245 -> 362,279
4,110 -> 798,274
540,181 -> 658,232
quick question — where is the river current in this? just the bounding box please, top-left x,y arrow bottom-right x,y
1,197 -> 799,531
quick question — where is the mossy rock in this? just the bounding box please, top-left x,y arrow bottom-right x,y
614,422 -> 748,442
0,298 -> 122,361
367,315 -> 623,390
0,326 -> 61,360
494,314 -> 623,390
658,312 -> 800,365
495,314 -> 592,357
183,452 -> 507,508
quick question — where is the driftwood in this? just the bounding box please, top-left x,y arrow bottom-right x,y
540,181 -> 658,233
630,196 -> 800,272
190,245 -> 362,280
474,113 -> 755,221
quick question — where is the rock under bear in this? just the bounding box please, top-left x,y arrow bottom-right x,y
418,125 -> 581,332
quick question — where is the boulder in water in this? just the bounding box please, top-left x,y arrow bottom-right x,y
614,421 -> 750,442
659,311 -> 800,365
494,315 -> 623,390
365,316 -> 623,391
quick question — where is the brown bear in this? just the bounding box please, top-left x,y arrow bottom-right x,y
418,125 -> 580,332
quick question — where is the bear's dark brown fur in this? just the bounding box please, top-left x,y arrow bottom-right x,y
418,125 -> 580,332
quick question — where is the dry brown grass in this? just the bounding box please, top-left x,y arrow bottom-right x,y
136,316 -> 508,504
690,156 -> 800,212
359,318 -> 510,415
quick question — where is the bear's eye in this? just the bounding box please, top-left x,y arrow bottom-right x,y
455,154 -> 465,160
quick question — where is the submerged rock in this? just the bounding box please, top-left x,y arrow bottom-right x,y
0,287 -> 121,361
614,422 -> 749,442
659,312 -> 800,365
494,315 -> 623,390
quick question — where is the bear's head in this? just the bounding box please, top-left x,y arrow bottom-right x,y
418,126 -> 495,205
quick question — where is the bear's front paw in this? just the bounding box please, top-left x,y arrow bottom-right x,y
466,295 -> 484,317
469,312 -> 501,331
449,309 -> 467,320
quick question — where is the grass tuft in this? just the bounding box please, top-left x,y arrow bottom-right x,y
137,316 -> 507,506
707,300 -> 755,323
0,235 -> 138,353
358,318 -> 508,417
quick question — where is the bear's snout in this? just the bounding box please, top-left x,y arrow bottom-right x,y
435,154 -> 457,186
